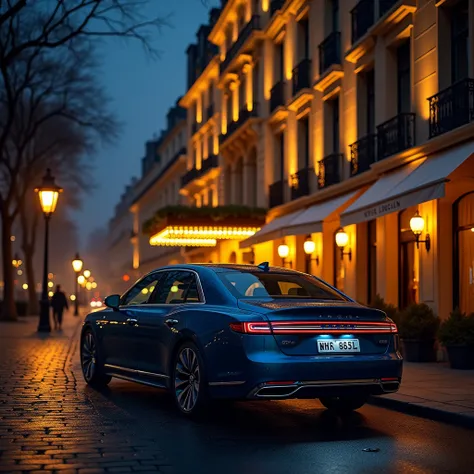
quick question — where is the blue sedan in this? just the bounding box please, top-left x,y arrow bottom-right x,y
80,263 -> 403,416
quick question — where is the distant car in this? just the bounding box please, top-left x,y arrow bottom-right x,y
80,264 -> 403,416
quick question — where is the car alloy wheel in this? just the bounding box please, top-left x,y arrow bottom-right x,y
81,332 -> 97,382
174,345 -> 203,414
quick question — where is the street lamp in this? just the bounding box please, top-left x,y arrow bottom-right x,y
277,243 -> 292,268
35,169 -> 62,332
72,253 -> 83,316
335,227 -> 352,261
12,253 -> 22,268
83,269 -> 91,279
409,210 -> 431,251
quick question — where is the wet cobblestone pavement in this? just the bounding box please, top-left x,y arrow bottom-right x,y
1,314 -> 473,474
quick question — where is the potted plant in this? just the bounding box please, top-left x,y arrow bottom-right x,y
438,308 -> 474,370
398,303 -> 439,362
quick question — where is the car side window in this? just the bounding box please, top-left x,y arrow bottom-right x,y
149,271 -> 201,305
121,274 -> 162,306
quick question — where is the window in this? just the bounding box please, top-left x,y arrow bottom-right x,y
454,192 -> 474,314
332,96 -> 340,153
298,116 -> 310,169
121,273 -> 162,306
219,271 -> 346,300
366,69 -> 375,133
368,219 -> 377,304
331,0 -> 339,32
149,271 -> 201,304
397,41 -> 411,114
399,207 -> 420,309
451,0 -> 469,84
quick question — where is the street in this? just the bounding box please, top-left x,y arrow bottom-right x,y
0,316 -> 473,474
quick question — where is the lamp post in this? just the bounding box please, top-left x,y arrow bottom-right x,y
72,253 -> 83,316
35,169 -> 62,332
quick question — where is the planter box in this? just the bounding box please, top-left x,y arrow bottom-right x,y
401,339 -> 436,362
446,345 -> 474,370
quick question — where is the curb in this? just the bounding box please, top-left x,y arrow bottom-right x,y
368,395 -> 474,430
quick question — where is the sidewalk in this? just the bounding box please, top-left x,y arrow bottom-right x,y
369,362 -> 474,429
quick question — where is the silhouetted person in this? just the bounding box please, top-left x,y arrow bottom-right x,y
51,285 -> 68,330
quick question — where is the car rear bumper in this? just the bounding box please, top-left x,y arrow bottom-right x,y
207,353 -> 403,400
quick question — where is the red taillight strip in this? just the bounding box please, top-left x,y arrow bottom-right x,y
230,322 -> 272,334
270,320 -> 397,334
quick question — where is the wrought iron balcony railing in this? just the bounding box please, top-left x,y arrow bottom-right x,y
377,113 -> 415,160
290,167 -> 313,200
220,15 -> 261,73
319,31 -> 341,75
349,134 -> 377,176
317,153 -> 343,189
270,80 -> 285,113
351,0 -> 375,43
270,0 -> 285,16
292,58 -> 312,96
269,179 -> 286,208
181,155 -> 219,187
428,78 -> 474,139
223,103 -> 259,141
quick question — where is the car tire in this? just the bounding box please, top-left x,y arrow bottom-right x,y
319,396 -> 367,414
172,342 -> 209,416
80,328 -> 112,388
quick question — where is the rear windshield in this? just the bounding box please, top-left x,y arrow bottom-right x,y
219,271 -> 346,301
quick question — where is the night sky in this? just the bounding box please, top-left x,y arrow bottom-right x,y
73,0 -> 218,245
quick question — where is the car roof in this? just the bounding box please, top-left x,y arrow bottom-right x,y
150,263 -> 301,274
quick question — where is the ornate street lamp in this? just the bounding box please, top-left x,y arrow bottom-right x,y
335,227 -> 352,261
35,169 -> 62,332
72,253 -> 83,316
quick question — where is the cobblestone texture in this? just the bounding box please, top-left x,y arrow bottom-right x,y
0,316 -> 170,473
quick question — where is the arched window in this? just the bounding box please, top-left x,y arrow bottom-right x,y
454,192 -> 474,313
399,207 -> 420,309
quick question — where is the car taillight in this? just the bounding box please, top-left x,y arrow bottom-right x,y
390,322 -> 398,333
229,322 -> 272,334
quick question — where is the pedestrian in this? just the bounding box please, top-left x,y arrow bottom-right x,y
51,284 -> 69,330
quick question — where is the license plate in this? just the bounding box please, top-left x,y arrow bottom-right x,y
317,339 -> 360,353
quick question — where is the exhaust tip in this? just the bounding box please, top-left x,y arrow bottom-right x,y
381,381 -> 399,393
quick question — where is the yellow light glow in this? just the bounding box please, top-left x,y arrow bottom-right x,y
91,282 -> 98,289
303,240 -> 316,255
410,211 -> 425,236
171,285 -> 179,293
245,63 -> 253,111
78,275 -> 85,285
278,244 -> 290,259
38,190 -> 59,215
48,281 -> 54,288
10,235 -> 15,242
86,282 -> 92,290
232,84 -> 239,122
141,288 -> 149,295
262,0 -> 269,12
471,227 -> 474,232
17,270 -> 23,276
72,256 -> 83,273
22,283 -> 28,290
48,273 -> 54,279
48,291 -> 54,297
70,294 -> 76,301
335,228 -> 349,248
83,270 -> 91,278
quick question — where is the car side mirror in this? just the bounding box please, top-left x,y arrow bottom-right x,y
104,294 -> 120,310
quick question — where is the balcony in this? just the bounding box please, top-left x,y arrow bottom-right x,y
428,78 -> 474,139
351,0 -> 375,44
317,153 -> 343,189
270,80 -> 285,113
292,58 -> 312,96
221,103 -> 259,145
181,154 -> 219,188
315,32 -> 343,92
349,134 -> 377,176
269,179 -> 286,208
270,0 -> 285,16
377,113 -> 415,160
290,167 -> 313,200
220,15 -> 261,74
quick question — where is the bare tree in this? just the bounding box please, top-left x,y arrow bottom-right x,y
0,39 -> 118,320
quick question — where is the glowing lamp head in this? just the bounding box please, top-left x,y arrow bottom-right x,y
72,253 -> 83,273
77,275 -> 86,285
303,239 -> 316,255
83,270 -> 91,279
410,211 -> 425,236
335,228 -> 349,248
278,244 -> 290,259
35,169 -> 62,216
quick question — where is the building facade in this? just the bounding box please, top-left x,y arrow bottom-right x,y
110,0 -> 474,322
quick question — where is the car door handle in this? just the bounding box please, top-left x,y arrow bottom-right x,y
165,318 -> 179,327
126,318 -> 138,326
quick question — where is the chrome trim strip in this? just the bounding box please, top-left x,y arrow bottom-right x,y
108,373 -> 167,389
104,364 -> 169,379
208,381 -> 246,386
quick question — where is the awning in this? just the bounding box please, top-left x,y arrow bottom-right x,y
283,190 -> 360,236
341,141 -> 474,226
239,209 -> 304,248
